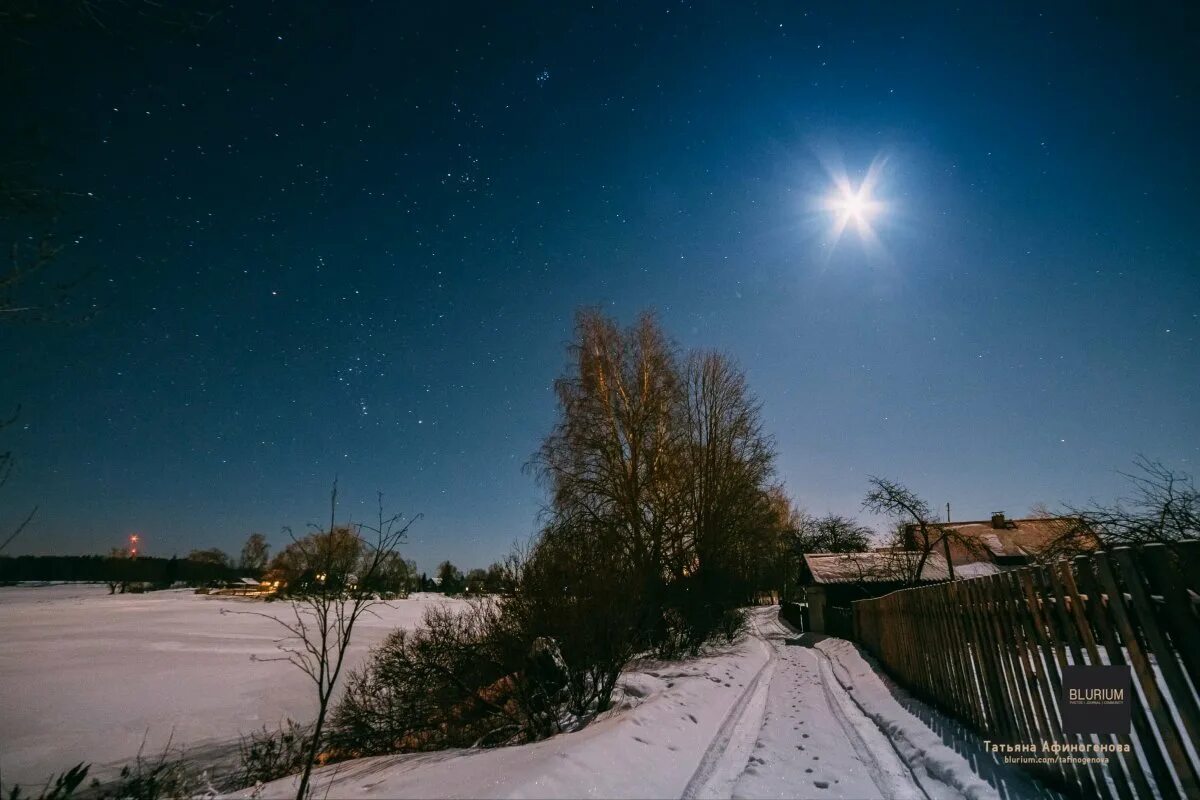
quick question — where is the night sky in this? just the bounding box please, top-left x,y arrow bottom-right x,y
4,2 -> 1197,572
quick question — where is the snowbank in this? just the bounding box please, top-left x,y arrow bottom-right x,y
226,633 -> 772,799
814,637 -> 1053,800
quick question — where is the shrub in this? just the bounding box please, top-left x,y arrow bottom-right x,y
328,601 -> 536,755
88,753 -> 198,800
2,764 -> 89,800
235,719 -> 312,788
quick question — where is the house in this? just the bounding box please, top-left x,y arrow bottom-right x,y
209,577 -> 270,596
798,550 -> 951,635
902,512 -> 1093,576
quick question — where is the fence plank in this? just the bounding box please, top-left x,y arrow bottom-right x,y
993,571 -> 1068,789
1039,565 -> 1107,798
1139,545 -> 1200,695
982,575 -> 1035,747
1108,549 -> 1200,780
1074,555 -> 1181,800
1093,551 -> 1200,799
963,576 -> 1009,738
1059,561 -> 1144,800
1021,568 -> 1095,797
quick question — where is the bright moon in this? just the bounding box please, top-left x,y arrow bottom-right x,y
819,156 -> 889,249
827,180 -> 881,235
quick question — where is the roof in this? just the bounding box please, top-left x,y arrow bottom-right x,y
906,517 -> 1088,565
801,551 -> 953,585
236,577 -> 260,585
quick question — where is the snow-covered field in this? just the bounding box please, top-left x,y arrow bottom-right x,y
231,608 -> 1055,800
0,584 -> 468,788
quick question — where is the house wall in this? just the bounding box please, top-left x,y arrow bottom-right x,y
805,585 -> 827,633
806,582 -> 924,635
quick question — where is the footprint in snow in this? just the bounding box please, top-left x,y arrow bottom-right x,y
685,713 -> 698,724
804,768 -> 813,774
802,733 -> 809,738
813,780 -> 830,789
633,736 -> 650,745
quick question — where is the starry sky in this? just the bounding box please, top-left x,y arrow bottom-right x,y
3,2 -> 1197,572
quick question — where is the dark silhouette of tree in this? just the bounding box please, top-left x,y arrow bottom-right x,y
677,350 -> 779,605
436,560 -> 464,594
483,561 -> 509,593
239,532 -> 270,571
1041,456 -> 1199,560
464,567 -> 488,593
187,547 -> 233,569
531,308 -> 788,648
793,512 -> 874,554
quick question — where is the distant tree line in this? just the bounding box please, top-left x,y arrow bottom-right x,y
0,553 -> 247,587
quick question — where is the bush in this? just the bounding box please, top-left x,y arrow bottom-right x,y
2,764 -> 89,800
501,531 -> 643,718
2,744 -> 205,800
328,601 -> 537,755
235,719 -> 312,788
88,752 -> 199,800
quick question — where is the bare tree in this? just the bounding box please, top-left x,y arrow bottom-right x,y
1040,457 -> 1199,560
862,477 -> 984,585
678,350 -> 778,598
231,482 -> 419,800
0,411 -> 35,554
793,512 -> 874,554
531,309 -> 788,645
531,308 -> 684,593
187,547 -> 233,568
239,532 -> 270,571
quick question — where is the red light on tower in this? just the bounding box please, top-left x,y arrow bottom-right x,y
129,533 -> 140,559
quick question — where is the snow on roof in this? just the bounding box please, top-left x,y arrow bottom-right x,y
801,551 -> 951,585
905,517 -> 1092,565
951,561 -> 1004,578
237,577 -> 260,585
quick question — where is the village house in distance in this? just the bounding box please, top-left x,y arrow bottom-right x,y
798,512 -> 1091,635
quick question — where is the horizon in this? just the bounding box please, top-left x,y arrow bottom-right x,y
2,2 -> 1197,575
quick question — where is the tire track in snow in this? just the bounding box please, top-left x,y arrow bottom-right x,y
681,610 -> 777,800
809,642 -> 932,799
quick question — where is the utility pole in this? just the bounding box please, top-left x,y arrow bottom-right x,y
943,504 -> 954,580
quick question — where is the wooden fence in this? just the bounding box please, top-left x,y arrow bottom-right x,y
852,541 -> 1200,800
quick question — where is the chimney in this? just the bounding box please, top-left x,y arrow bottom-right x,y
991,511 -> 1006,529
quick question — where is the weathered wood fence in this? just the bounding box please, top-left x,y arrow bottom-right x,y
852,542 -> 1200,800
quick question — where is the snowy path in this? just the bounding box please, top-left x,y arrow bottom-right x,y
689,609 -> 926,800
230,607 -> 1054,799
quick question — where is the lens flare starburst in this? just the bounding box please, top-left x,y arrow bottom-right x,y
826,179 -> 882,241
819,155 -> 889,251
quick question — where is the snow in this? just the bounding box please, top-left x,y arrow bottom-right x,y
0,584 -> 469,788
226,609 -> 1054,800
803,552 -> 951,584
811,636 -> 1053,800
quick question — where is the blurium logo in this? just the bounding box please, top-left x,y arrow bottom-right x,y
1067,688 -> 1125,702
1060,666 -> 1132,734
